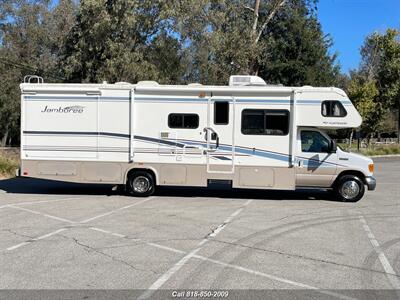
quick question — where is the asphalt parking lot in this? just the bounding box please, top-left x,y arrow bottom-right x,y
0,158 -> 399,300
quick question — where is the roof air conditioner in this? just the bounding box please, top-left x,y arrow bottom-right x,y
229,75 -> 267,87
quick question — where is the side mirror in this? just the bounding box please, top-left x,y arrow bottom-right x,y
329,140 -> 337,153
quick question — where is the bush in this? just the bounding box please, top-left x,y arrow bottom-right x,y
0,150 -> 19,178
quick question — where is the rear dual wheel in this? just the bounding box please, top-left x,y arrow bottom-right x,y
126,171 -> 155,197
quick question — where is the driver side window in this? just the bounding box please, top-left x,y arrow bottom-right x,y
301,131 -> 330,153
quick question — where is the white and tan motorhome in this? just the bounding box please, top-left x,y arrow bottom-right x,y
18,75 -> 376,202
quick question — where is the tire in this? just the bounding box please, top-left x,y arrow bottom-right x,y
333,175 -> 365,202
126,171 -> 155,197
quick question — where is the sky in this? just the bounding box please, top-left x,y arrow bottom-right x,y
318,0 -> 400,73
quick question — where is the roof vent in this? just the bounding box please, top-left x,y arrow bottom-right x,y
137,81 -> 159,86
229,75 -> 267,87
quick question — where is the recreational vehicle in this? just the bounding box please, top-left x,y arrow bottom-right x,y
18,75 -> 376,202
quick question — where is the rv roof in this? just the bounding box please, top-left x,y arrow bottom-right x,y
19,82 -> 347,97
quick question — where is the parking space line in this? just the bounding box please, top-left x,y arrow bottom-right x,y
191,254 -> 356,300
138,199 -> 253,300
88,227 -> 184,253
358,215 -> 400,289
146,242 -> 186,254
90,227 -> 112,234
111,233 -> 126,238
0,197 -> 78,210
6,228 -> 67,251
88,225 -> 354,299
80,197 -> 153,224
8,205 -> 76,224
89,227 -> 127,238
6,242 -> 31,251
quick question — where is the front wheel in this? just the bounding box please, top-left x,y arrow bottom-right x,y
126,171 -> 155,197
334,175 -> 365,202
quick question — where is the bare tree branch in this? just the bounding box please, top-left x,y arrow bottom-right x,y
254,0 -> 287,45
243,4 -> 254,12
252,0 -> 261,35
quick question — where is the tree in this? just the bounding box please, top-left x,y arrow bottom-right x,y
258,1 -> 339,86
372,30 -> 400,141
351,29 -> 400,140
61,0 -> 184,84
169,0 -> 338,86
347,73 -> 380,138
0,0 -> 76,146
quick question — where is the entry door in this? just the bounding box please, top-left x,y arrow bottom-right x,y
205,96 -> 235,173
296,129 -> 338,187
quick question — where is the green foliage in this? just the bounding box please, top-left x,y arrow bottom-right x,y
0,0 -> 76,146
0,0 -> 371,146
348,29 -> 400,137
170,0 -> 336,86
347,74 -> 380,134
259,1 -> 339,86
61,0 -> 181,83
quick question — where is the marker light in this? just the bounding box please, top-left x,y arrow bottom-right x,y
368,163 -> 374,173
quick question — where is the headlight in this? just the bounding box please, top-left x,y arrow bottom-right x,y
368,163 -> 374,173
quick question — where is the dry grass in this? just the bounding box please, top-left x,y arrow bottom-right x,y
0,149 -> 20,179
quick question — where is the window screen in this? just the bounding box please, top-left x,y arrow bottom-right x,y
214,101 -> 229,125
321,101 -> 347,117
241,109 -> 289,135
168,113 -> 199,129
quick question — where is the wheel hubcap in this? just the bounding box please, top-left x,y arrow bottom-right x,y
132,176 -> 150,193
340,180 -> 360,200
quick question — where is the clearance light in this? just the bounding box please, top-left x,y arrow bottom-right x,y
368,164 -> 374,173
23,171 -> 28,176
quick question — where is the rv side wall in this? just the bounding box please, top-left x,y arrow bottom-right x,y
19,83 -> 361,191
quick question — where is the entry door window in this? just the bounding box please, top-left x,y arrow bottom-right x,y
301,131 -> 330,153
214,101 -> 229,125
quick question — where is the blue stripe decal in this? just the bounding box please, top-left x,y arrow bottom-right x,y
22,131 -> 343,167
135,97 -> 204,102
212,156 -> 232,161
25,96 -> 98,99
24,95 -> 353,106
25,96 -> 130,102
177,140 -> 290,163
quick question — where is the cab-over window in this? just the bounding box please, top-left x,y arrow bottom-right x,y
321,101 -> 347,117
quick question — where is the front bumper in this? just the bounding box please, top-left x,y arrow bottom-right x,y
365,176 -> 376,191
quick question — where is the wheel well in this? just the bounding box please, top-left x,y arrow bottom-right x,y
333,170 -> 366,187
126,168 -> 157,185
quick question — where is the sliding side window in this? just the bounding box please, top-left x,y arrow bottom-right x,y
241,109 -> 289,135
168,113 -> 199,129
